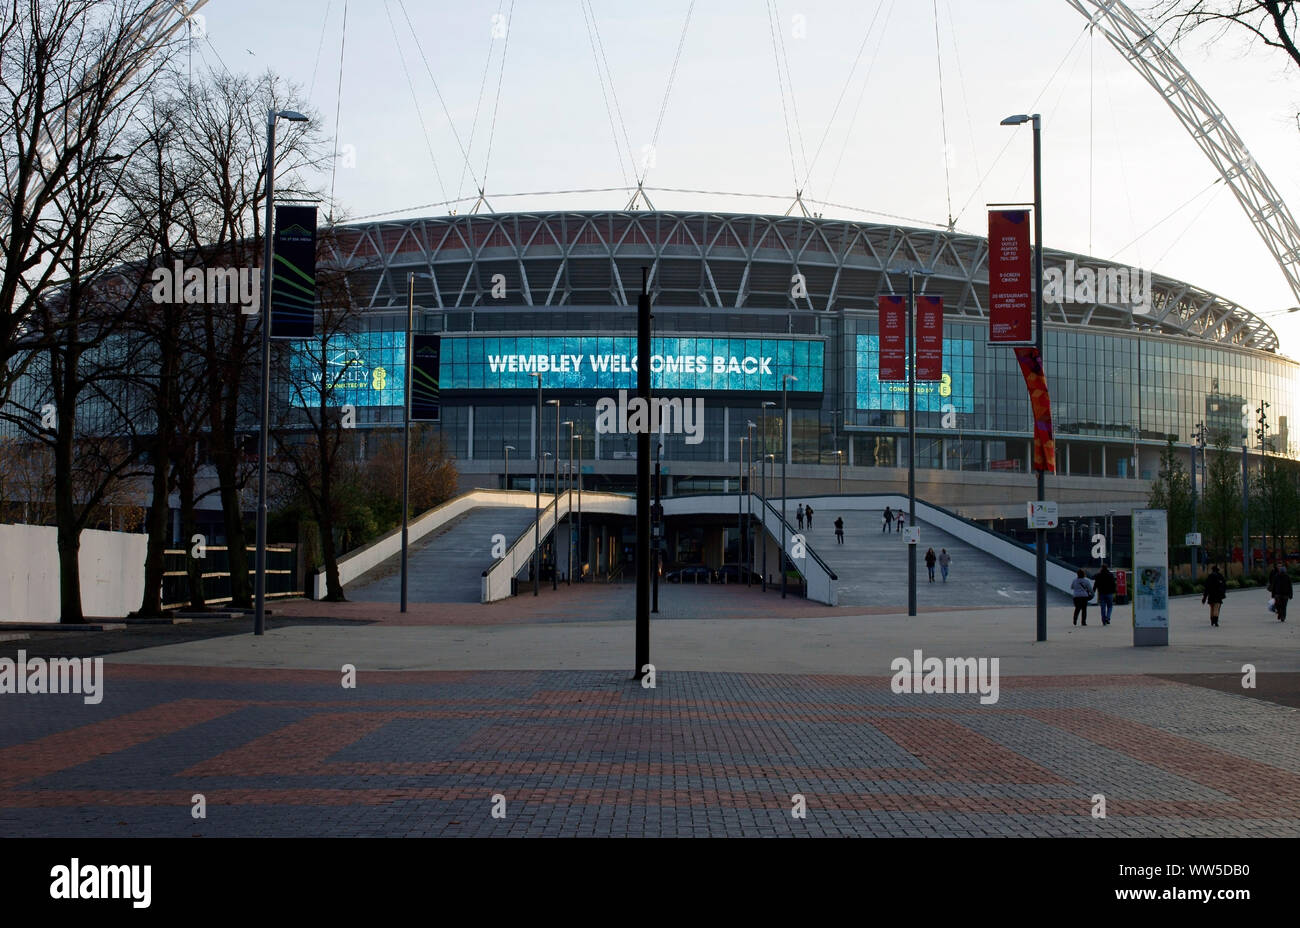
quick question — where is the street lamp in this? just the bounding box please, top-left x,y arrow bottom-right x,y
529,372 -> 543,596
738,435 -> 747,579
563,420 -> 574,585
575,433 -> 583,582
1001,110 -> 1047,643
503,445 -> 515,490
746,419 -> 756,584
547,399 -> 560,590
761,402 -> 776,591
781,374 -> 797,598
254,107 -> 309,637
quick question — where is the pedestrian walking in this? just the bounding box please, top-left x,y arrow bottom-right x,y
882,506 -> 892,533
924,547 -> 937,582
1270,562 -> 1292,622
938,548 -> 951,582
896,510 -> 905,533
796,504 -> 804,531
834,516 -> 844,545
804,504 -> 814,529
1094,563 -> 1116,626
1202,564 -> 1227,627
1071,568 -> 1094,626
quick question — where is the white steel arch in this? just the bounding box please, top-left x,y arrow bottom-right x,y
1067,0 -> 1300,309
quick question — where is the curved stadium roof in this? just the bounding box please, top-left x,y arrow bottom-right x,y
326,211 -> 1280,353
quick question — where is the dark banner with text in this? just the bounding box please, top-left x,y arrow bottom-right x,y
270,205 -> 317,339
915,295 -> 943,382
878,295 -> 906,382
988,209 -> 1032,343
410,333 -> 441,421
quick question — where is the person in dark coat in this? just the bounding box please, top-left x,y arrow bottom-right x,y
804,504 -> 813,529
924,547 -> 937,582
834,516 -> 844,545
1202,565 -> 1227,627
1271,563 -> 1292,623
882,506 -> 892,533
1070,568 -> 1094,626
1094,564 -> 1117,626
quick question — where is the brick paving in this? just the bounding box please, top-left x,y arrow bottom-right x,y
2,665 -> 1298,837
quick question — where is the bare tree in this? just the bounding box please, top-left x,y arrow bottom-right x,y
1152,2 -> 1300,69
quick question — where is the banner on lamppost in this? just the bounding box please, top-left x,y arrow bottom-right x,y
878,294 -> 906,382
270,205 -> 317,339
410,334 -> 441,421
915,295 -> 943,381
1014,346 -> 1055,473
988,209 -> 1032,343
1132,508 -> 1170,646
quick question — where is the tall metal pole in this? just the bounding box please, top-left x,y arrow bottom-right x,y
738,436 -> 745,576
652,443 -> 661,613
533,374 -> 541,596
1032,114 -> 1047,643
576,434 -> 582,582
761,403 -> 771,591
1242,441 -> 1250,574
400,272 -> 413,613
553,401 -> 560,590
746,420 -> 755,584
1190,423 -> 1200,579
254,111 -> 276,636
782,377 -> 793,599
907,271 -> 917,618
564,421 -> 574,585
635,267 -> 652,678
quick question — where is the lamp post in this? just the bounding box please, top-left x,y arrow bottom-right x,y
761,402 -> 775,591
530,373 -> 542,596
547,398 -> 560,590
1000,111 -> 1046,642
575,433 -> 583,582
746,419 -> 756,584
738,436 -> 746,578
400,272 -> 414,615
781,375 -> 797,598
563,420 -> 574,585
504,444 -> 515,491
837,449 -> 844,494
254,107 -> 308,637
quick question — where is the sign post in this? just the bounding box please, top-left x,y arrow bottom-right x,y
1132,508 -> 1170,647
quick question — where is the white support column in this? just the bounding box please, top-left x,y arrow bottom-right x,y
723,406 -> 730,463
467,405 -> 474,460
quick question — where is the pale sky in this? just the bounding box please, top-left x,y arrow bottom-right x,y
196,0 -> 1300,355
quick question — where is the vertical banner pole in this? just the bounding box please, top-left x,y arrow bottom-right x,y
1033,115 -> 1047,644
254,112 -> 275,635
635,268 -> 652,678
401,273 -> 412,614
907,271 -> 917,618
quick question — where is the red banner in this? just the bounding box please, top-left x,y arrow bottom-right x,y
915,295 -> 943,381
878,294 -> 906,382
1014,346 -> 1055,473
988,209 -> 1032,343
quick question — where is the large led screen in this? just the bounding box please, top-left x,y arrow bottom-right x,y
855,334 -> 972,413
441,336 -> 825,392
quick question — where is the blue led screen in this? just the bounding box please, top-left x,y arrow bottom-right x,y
287,330 -> 405,408
442,336 -> 825,392
855,334 -> 973,412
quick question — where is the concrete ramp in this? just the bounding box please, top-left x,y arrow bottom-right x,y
799,505 -> 1072,609
348,505 -> 537,603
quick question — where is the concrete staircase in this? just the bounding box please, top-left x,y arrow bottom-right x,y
803,506 -> 1072,609
347,506 -> 538,603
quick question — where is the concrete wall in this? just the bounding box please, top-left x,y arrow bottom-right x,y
0,524 -> 147,623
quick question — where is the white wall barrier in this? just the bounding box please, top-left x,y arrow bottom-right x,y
0,524 -> 148,623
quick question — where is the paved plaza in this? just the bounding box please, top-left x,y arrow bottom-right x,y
1,585 -> 1298,837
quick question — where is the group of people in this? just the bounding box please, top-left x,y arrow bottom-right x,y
1067,561 -> 1294,628
794,502 -> 847,545
880,506 -> 906,533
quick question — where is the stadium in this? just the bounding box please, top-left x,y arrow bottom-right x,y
314,207 -> 1300,527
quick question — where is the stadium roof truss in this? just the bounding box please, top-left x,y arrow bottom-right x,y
326,210 -> 1280,353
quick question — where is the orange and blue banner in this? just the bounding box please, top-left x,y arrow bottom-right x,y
1014,346 -> 1055,472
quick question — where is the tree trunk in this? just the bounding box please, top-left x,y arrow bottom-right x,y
53,422 -> 83,624
211,442 -> 251,608
135,425 -> 172,617
178,459 -> 206,611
